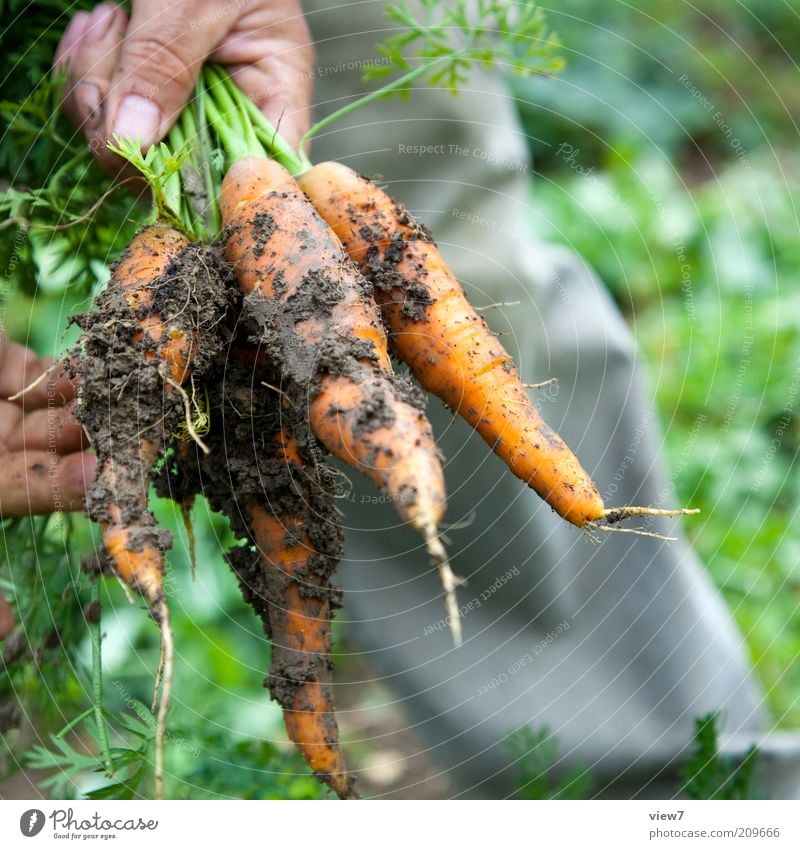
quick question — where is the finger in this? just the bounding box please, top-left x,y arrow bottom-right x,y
61,3 -> 128,168
0,344 -> 76,410
54,10 -> 91,70
0,592 -> 13,641
104,0 -> 235,151
6,404 -> 87,455
0,450 -> 97,517
0,399 -> 23,444
210,1 -> 313,148
223,61 -> 312,149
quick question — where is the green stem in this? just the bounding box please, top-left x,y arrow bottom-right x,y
203,66 -> 264,162
56,707 -> 94,739
225,77 -> 309,173
89,579 -> 114,777
204,97 -> 247,164
192,82 -> 222,237
298,53 -> 460,152
176,108 -> 206,239
165,126 -> 188,234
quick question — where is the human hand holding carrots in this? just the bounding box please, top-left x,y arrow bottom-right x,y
54,0 -> 313,172
26,0 -> 700,798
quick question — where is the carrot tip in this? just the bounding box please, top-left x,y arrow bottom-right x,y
602,506 -> 700,524
424,527 -> 463,648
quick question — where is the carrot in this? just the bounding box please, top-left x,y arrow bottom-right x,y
219,156 -> 462,637
163,349 -> 355,798
233,429 -> 354,799
87,226 -> 192,604
74,223 -> 230,797
299,163 -> 696,531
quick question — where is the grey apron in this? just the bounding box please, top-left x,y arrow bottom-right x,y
301,0 -> 787,798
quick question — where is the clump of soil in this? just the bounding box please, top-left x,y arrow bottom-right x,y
72,241 -> 235,563
154,353 -> 351,797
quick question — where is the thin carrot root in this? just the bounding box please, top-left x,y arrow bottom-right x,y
6,366 -> 50,401
474,300 -> 521,311
602,506 -> 700,523
522,378 -> 558,390
584,506 -> 700,541
425,527 -> 463,647
180,499 -> 198,581
587,524 -> 677,542
153,600 -> 174,802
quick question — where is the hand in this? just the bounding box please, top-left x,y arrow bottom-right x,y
0,340 -> 96,640
54,0 -> 313,172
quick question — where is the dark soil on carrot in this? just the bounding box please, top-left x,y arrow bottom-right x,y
345,188 -> 437,323
72,241 -> 234,559
155,354 -> 350,796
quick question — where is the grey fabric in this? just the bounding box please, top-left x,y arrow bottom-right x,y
303,1 -> 772,797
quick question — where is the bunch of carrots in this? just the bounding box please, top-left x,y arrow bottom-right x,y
24,1 -> 697,799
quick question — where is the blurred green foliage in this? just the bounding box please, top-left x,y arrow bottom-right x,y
515,0 -> 800,174
518,1 -> 800,727
679,712 -> 760,799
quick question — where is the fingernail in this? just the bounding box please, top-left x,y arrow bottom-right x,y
111,95 -> 161,148
84,4 -> 116,42
74,82 -> 103,128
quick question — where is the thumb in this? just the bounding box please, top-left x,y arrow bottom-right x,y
104,0 -> 232,148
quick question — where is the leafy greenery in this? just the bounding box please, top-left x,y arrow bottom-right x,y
680,713 -> 760,799
365,0 -> 564,89
0,3 -> 143,297
507,726 -> 594,799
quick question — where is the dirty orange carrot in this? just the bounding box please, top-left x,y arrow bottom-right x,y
174,352 -> 355,798
299,163 -> 696,531
73,224 -> 230,797
81,225 -> 192,606
219,157 -> 456,579
242,428 -> 354,799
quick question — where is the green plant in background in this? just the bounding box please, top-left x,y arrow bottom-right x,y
507,726 -> 594,800
680,712 -> 760,799
517,1 -> 800,730
513,0 -> 800,174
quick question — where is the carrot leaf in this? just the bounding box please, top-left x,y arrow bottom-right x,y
300,0 -> 563,149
